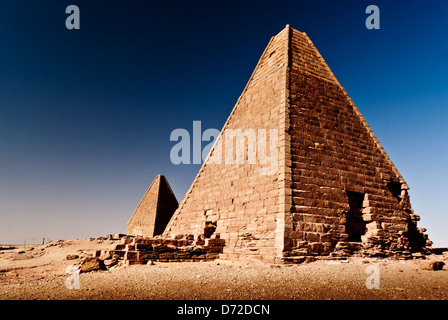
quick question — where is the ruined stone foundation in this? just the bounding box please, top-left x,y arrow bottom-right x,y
111,234 -> 225,264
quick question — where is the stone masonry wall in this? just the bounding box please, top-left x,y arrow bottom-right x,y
284,28 -> 429,258
111,235 -> 225,264
164,28 -> 290,263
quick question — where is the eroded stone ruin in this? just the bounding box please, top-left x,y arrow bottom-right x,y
119,25 -> 431,265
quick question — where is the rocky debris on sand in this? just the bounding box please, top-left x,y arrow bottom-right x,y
76,249 -> 102,259
411,252 -> 425,259
108,260 -> 128,271
430,247 -> 448,255
419,260 -> 445,271
11,253 -> 33,261
89,236 -> 107,241
79,257 -> 107,273
42,240 -> 72,249
66,255 -> 79,260
0,246 -> 16,251
106,234 -> 126,241
103,259 -> 118,267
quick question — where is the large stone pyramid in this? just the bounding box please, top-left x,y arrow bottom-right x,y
163,25 -> 430,263
127,175 -> 178,237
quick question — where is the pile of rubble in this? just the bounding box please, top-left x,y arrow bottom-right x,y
284,238 -> 435,263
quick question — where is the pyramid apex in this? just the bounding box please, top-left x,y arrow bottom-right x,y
155,174 -> 169,182
127,174 -> 178,237
279,24 -> 305,36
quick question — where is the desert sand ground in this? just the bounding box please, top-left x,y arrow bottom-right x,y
0,239 -> 447,300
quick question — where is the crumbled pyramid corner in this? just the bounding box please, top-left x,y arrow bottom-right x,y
162,25 -> 431,263
127,175 -> 179,238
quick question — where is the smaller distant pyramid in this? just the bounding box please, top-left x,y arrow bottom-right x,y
127,175 -> 178,237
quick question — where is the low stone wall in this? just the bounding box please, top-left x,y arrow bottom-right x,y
110,235 -> 225,265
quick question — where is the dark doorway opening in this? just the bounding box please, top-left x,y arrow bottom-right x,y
345,191 -> 367,242
387,181 -> 402,202
204,221 -> 217,238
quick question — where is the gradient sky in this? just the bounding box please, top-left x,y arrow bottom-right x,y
0,1 -> 447,246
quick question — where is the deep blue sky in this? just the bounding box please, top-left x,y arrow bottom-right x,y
0,1 -> 447,246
